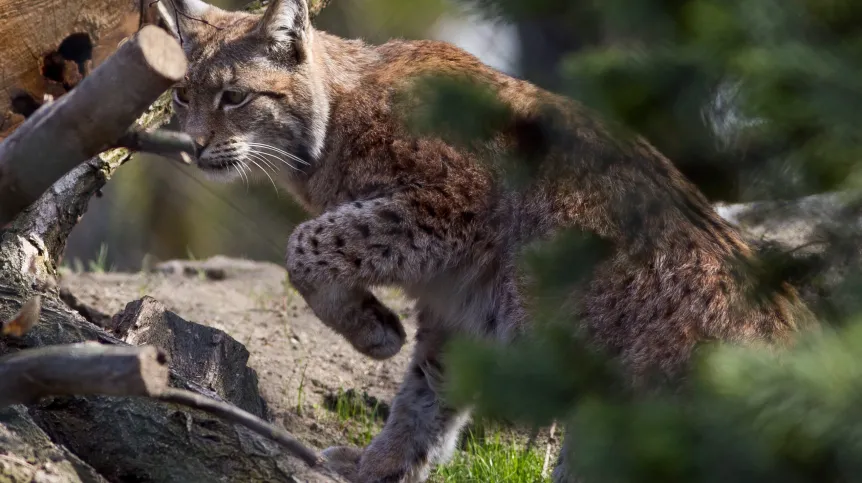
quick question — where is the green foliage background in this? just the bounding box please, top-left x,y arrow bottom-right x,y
415,0 -> 862,481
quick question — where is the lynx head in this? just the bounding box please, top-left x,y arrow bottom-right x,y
156,0 -> 328,181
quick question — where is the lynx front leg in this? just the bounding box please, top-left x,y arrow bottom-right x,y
285,196 -> 460,359
356,327 -> 470,483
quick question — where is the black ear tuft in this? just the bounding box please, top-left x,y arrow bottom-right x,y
259,0 -> 310,44
259,0 -> 311,64
156,0 -> 222,49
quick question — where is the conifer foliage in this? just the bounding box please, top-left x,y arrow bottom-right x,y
413,0 -> 862,480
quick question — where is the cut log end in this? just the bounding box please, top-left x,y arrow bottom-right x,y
0,344 -> 171,407
138,345 -> 171,396
136,25 -> 188,83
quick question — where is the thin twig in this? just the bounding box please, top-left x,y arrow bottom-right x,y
174,6 -> 223,30
157,388 -> 324,467
114,128 -> 196,165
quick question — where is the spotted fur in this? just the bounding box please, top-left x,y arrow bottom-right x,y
157,1 -> 816,481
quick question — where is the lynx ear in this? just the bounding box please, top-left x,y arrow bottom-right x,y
156,0 -> 221,44
258,0 -> 311,62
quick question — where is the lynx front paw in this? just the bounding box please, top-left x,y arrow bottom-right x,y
322,445 -> 363,482
349,296 -> 406,360
357,443 -> 421,483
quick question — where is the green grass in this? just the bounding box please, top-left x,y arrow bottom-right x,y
433,426 -> 551,483
60,243 -> 114,274
322,390 -> 551,482
87,243 -> 112,273
295,362 -> 309,416
326,388 -> 388,447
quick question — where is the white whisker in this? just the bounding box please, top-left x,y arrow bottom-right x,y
236,160 -> 251,191
245,151 -> 276,173
245,152 -> 280,195
246,147 -> 301,172
245,142 -> 303,161
247,149 -> 280,172
245,142 -> 310,166
231,162 -> 248,187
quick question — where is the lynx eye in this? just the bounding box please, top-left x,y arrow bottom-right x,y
220,90 -> 250,108
173,86 -> 189,105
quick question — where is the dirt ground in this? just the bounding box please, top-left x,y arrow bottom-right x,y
59,256 -> 419,452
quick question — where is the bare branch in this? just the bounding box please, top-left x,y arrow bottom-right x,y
157,388 -> 324,468
0,25 -> 187,225
114,128 -> 196,165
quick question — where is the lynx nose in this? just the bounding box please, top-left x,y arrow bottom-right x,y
192,131 -> 215,152
193,131 -> 215,157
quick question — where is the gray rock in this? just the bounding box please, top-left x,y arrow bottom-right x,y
111,295 -> 269,419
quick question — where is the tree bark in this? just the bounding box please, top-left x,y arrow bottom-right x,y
0,405 -> 109,483
110,295 -> 270,419
0,0 -> 142,139
0,25 -> 187,225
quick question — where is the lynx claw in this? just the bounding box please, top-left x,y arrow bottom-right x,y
322,445 -> 363,482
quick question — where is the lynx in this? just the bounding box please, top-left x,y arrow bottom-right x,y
155,0 -> 814,481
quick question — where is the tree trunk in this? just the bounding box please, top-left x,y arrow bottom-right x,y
0,0 -> 143,139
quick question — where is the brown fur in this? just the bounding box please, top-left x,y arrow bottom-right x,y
156,0 -> 815,481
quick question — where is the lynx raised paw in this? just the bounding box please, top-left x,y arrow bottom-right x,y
322,445 -> 363,482
349,296 -> 407,360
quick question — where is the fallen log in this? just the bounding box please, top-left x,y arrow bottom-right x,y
716,192 -> 862,320
0,282 -> 343,482
0,340 -> 322,469
0,24 -> 187,225
0,343 -> 169,407
0,405 -> 109,483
